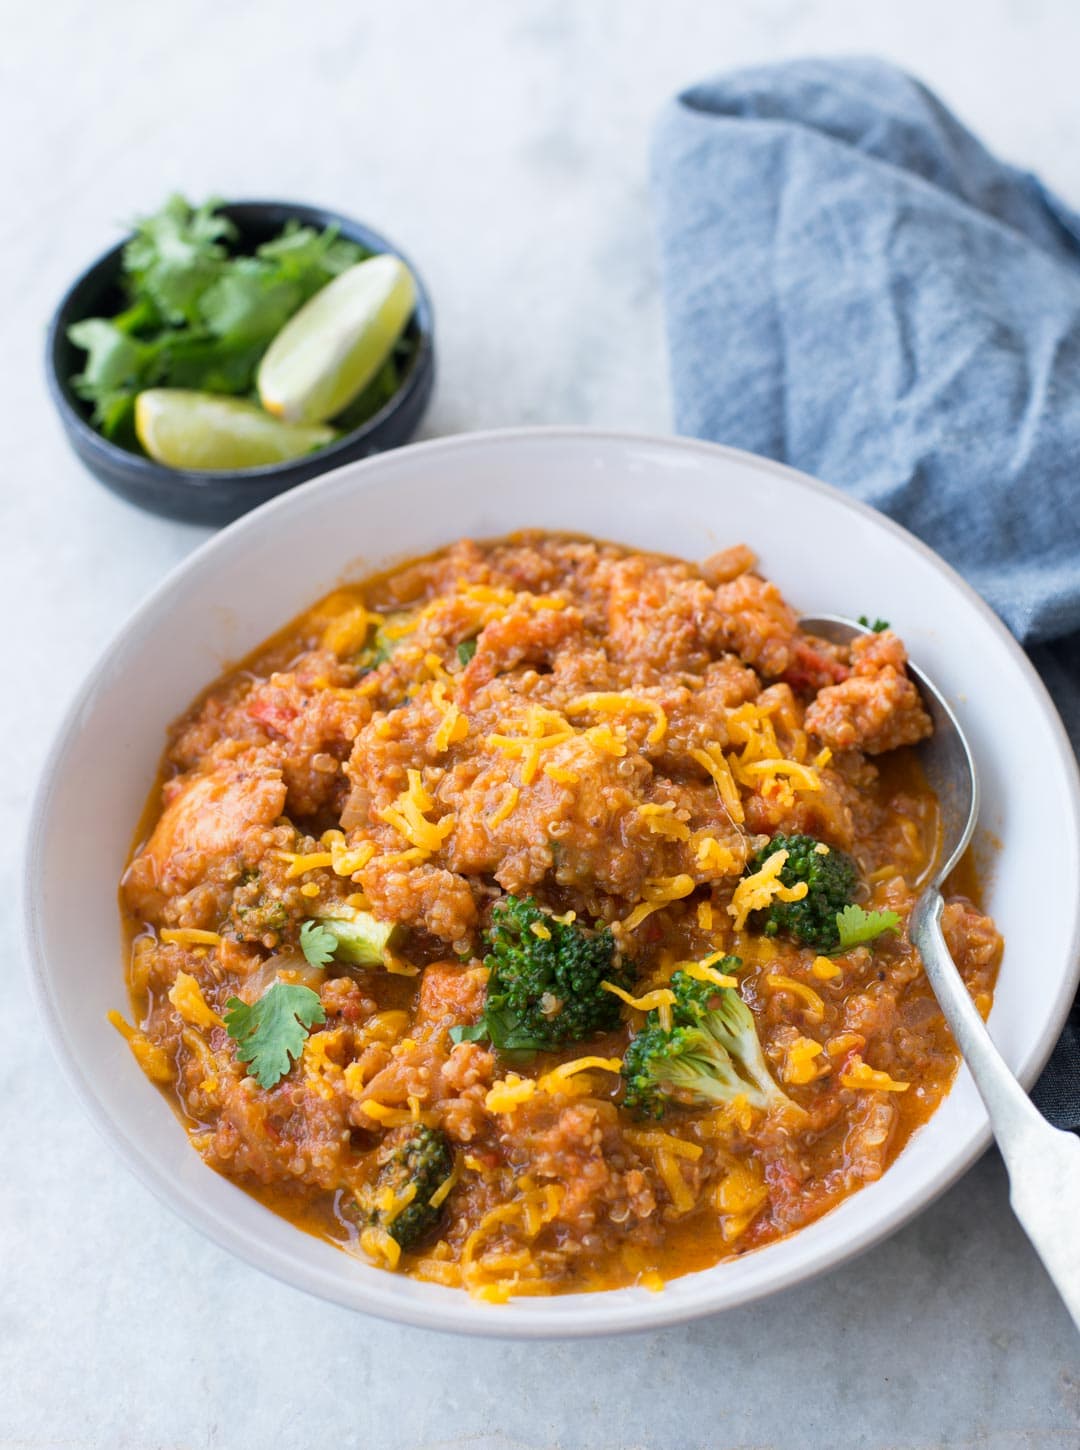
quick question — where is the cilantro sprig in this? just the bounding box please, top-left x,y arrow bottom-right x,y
68,194 -> 414,447
857,615 -> 891,633
834,904 -> 900,952
224,981 -> 326,1090
299,920 -> 339,967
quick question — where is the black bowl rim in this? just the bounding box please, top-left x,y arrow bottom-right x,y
45,198 -> 435,487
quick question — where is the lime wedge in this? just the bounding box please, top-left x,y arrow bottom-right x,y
257,254 -> 416,424
135,389 -> 336,471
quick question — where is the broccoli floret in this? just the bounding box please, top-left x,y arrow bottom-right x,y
747,833 -> 857,952
231,896 -> 289,938
299,913 -> 398,967
229,870 -> 289,939
451,895 -> 631,1052
622,968 -> 793,1120
355,1124 -> 454,1251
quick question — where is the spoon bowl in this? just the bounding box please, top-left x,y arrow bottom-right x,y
801,613 -> 1080,1333
800,614 -> 977,882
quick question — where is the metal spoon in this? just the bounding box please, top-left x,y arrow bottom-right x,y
802,615 -> 1080,1330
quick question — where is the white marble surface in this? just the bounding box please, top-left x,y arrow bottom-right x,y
3,2 -> 1079,1446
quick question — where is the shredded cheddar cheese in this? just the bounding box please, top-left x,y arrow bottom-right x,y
826,1032 -> 866,1059
780,1035 -> 827,1085
321,601 -> 382,656
601,982 -> 678,1012
727,849 -> 808,931
487,1058 -> 622,1113
840,1056 -> 910,1092
582,722 -> 628,757
159,928 -> 221,947
487,784 -> 520,828
716,1161 -> 769,1242
485,1075 -> 538,1113
431,679 -> 470,753
680,961 -> 739,989
689,743 -> 745,824
697,1095 -> 756,1137
734,757 -> 822,793
639,803 -> 690,840
167,971 -> 223,1030
460,1184 -> 565,1300
764,974 -> 826,1023
536,1057 -> 622,1095
360,1225 -> 402,1270
487,706 -> 575,785
378,769 -> 455,854
543,763 -> 579,785
303,1029 -> 346,1094
376,1180 -> 418,1224
428,1157 -> 461,1210
654,1149 -> 696,1213
694,834 -> 741,874
726,699 -> 781,758
565,693 -> 668,746
621,873 -> 695,931
360,1099 -> 440,1126
276,849 -> 335,878
107,1010 -> 173,1083
625,1130 -> 703,1162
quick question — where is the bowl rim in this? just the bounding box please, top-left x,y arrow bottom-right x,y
44,196 -> 436,485
21,426 -> 1080,1338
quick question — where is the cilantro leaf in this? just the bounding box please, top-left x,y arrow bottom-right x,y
67,195 -> 414,456
857,615 -> 890,633
67,318 -> 145,393
123,194 -> 234,324
156,331 -> 266,395
449,1021 -> 489,1045
198,262 -> 301,344
66,318 -> 165,437
224,981 -> 326,1089
456,638 -> 478,666
67,319 -> 152,428
835,904 -> 900,952
299,919 -> 338,966
256,220 -> 369,288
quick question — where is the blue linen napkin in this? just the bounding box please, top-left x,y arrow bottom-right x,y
651,57 -> 1080,1129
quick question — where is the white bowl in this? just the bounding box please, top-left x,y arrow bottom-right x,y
23,429 -> 1080,1338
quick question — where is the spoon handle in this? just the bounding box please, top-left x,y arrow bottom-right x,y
911,890 -> 1080,1332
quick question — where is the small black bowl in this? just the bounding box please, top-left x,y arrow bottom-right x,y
46,201 -> 435,527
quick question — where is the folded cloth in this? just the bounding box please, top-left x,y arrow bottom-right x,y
651,57 -> 1080,1128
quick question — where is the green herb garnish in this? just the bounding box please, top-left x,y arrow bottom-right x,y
68,194 -> 378,442
857,616 -> 890,633
224,981 -> 326,1089
299,920 -> 339,967
834,904 -> 900,952
299,914 -> 398,967
456,638 -> 478,666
